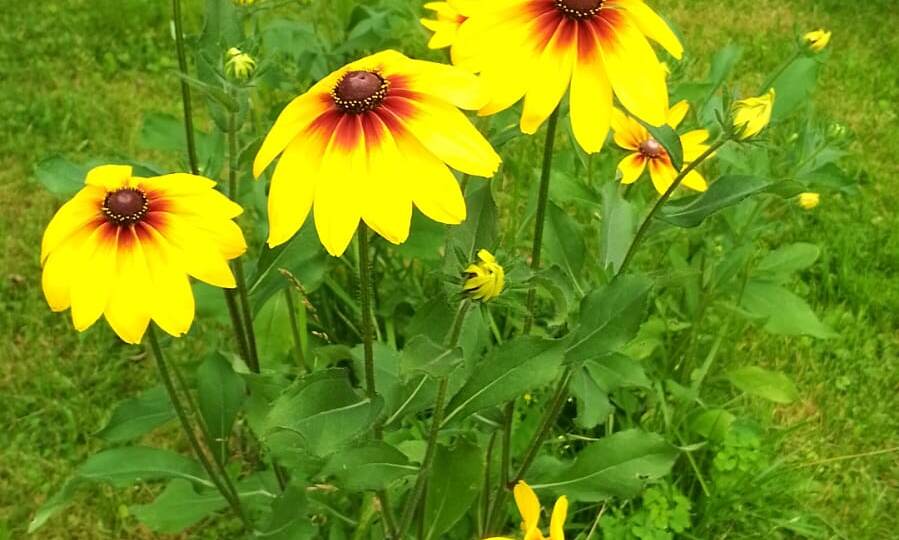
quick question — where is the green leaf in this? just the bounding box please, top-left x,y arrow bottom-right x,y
96,385 -> 174,443
600,182 -> 636,274
322,442 -> 417,491
396,212 -> 448,262
445,182 -> 498,272
137,112 -> 224,177
264,369 -> 382,458
569,368 -> 613,429
689,409 -> 735,442
443,336 -> 565,425
566,277 -> 653,366
131,480 -> 228,533
741,281 -> 835,338
727,366 -> 800,404
570,355 -> 650,429
544,202 -> 586,290
197,353 -> 246,464
754,243 -> 820,281
643,123 -> 683,170
400,335 -> 463,378
34,156 -> 88,197
535,430 -> 678,501
259,483 -> 316,539
250,225 -> 329,311
772,57 -> 819,120
253,292 -> 293,368
659,175 -> 773,228
422,440 -> 484,540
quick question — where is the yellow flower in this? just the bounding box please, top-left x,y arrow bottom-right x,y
463,249 -> 505,301
803,29 -> 831,53
612,100 -> 711,194
254,50 -> 500,256
226,47 -> 256,81
484,481 -> 568,540
420,1 -> 479,60
452,0 -> 682,154
798,192 -> 820,210
233,0 -> 257,5
41,165 -> 247,344
733,89 -> 775,140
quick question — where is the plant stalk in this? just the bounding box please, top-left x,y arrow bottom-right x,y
357,226 -> 378,402
171,0 -> 200,175
284,286 -> 308,372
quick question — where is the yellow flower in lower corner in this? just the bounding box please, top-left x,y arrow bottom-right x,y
484,481 -> 568,540
733,89 -> 775,140
803,29 -> 831,53
463,249 -> 505,301
254,49 -> 500,257
41,165 -> 247,344
420,1 -> 478,60
613,100 -> 711,194
798,192 -> 821,210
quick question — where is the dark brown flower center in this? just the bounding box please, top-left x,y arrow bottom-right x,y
554,0 -> 605,19
103,188 -> 149,226
639,138 -> 665,159
332,70 -> 389,113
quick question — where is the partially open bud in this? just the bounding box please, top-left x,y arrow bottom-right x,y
463,249 -> 505,302
798,192 -> 820,210
803,29 -> 832,53
733,89 -> 775,140
226,47 -> 256,82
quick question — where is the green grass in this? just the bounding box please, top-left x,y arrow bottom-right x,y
1,0 -> 896,538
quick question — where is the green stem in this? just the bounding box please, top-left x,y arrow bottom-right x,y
171,0 -> 200,175
523,107 -> 561,333
284,286 -> 307,372
147,326 -> 251,530
617,138 -> 729,277
397,301 -> 470,537
759,49 -> 802,93
357,226 -> 377,402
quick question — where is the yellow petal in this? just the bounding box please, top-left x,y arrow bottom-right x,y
600,16 -> 668,126
619,0 -> 684,59
680,129 -> 710,162
611,109 -> 648,151
648,158 -> 677,194
569,29 -> 613,154
139,173 -> 217,196
618,153 -> 647,184
520,23 -> 576,134
666,100 -> 690,129
141,225 -> 195,338
398,95 -> 501,178
254,93 -> 330,178
70,224 -> 119,332
104,229 -> 152,344
395,133 -> 466,225
681,169 -> 708,192
41,186 -> 104,263
85,164 -> 132,190
513,481 -> 542,533
178,214 -> 247,260
42,223 -> 96,312
549,496 -> 568,540
404,58 -> 488,110
360,117 -> 412,245
153,213 -> 237,288
313,117 -> 364,257
266,130 -> 324,247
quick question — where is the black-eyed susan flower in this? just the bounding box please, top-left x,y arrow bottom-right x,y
612,100 -> 711,194
803,29 -> 831,53
733,89 -> 775,140
41,165 -> 246,344
420,1 -> 478,60
254,50 -> 501,256
452,0 -> 682,153
463,249 -> 505,301
798,192 -> 821,210
484,481 -> 568,540
226,47 -> 256,81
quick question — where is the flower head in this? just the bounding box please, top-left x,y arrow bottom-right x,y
420,0 -> 479,59
41,165 -> 246,344
254,50 -> 500,256
452,0 -> 682,154
226,47 -> 256,81
798,192 -> 820,210
484,481 -> 568,540
803,29 -> 831,53
733,89 -> 775,140
612,100 -> 711,194
463,249 -> 505,301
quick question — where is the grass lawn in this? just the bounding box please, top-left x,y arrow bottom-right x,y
1,0 -> 896,538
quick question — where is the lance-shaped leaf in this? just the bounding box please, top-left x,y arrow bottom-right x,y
659,175 -> 773,228
97,385 -> 174,443
422,440 -> 484,540
400,335 -> 463,378
197,353 -> 246,464
131,480 -> 229,533
443,337 -> 565,426
322,441 -> 418,492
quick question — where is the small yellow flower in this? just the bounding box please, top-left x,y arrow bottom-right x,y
41,165 -> 247,344
733,89 -> 775,140
612,100 -> 711,194
226,47 -> 256,81
463,249 -> 505,302
484,481 -> 568,540
803,29 -> 832,53
420,1 -> 478,59
798,192 -> 821,210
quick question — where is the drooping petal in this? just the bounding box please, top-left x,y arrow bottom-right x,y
313,115 -> 365,256
597,11 -> 668,126
360,114 -> 413,245
513,481 -> 542,534
648,156 -> 677,194
611,109 -> 647,151
681,129 -> 711,162
69,223 -> 119,331
570,22 -> 613,154
682,169 -> 708,192
85,164 -> 132,190
253,93 -> 331,178
41,186 -> 105,263
42,223 -> 97,312
521,19 -> 576,134
390,130 -> 466,225
139,174 -> 217,196
139,224 -> 195,338
177,215 -> 247,260
401,59 -> 488,110
618,153 -> 647,184
549,496 -> 569,540
104,228 -> 152,344
666,99 -> 690,128
615,0 -> 684,59
150,212 -> 237,288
